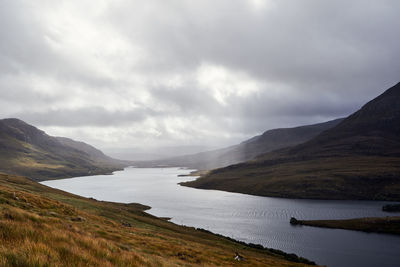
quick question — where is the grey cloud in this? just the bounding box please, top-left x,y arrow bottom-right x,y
149,86 -> 220,114
12,107 -> 156,127
0,0 -> 399,149
111,0 -> 400,92
105,0 -> 400,131
0,1 -> 122,91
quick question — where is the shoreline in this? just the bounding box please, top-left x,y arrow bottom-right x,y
290,216 -> 400,235
33,166 -> 126,182
181,172 -> 400,202
41,167 -> 399,266
40,168 -> 318,265
1,172 -> 319,266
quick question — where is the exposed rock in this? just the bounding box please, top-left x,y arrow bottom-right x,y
49,211 -> 58,217
71,216 -> 86,222
234,252 -> 244,261
4,213 -> 14,220
121,221 -> 132,227
12,192 -> 19,201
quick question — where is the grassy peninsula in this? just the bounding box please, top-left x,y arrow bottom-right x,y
290,216 -> 400,235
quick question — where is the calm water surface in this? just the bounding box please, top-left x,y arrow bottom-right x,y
42,167 -> 400,267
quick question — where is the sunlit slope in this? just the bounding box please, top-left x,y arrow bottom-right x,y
183,82 -> 400,200
0,118 -> 126,181
0,173 -> 316,266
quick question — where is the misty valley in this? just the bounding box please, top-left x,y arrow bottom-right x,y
0,82 -> 400,266
1,2 -> 400,266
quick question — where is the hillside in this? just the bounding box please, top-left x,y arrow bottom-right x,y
0,173 -> 316,266
182,82 -> 400,201
55,136 -> 111,161
0,118 -> 126,181
135,118 -> 343,170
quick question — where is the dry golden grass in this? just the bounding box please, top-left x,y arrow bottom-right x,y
0,173 -> 316,267
12,157 -> 64,169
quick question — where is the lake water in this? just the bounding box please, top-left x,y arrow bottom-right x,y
42,167 -> 400,267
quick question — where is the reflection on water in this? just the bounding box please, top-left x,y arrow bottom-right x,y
42,167 -> 400,267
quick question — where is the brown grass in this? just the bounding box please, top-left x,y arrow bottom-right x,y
13,157 -> 64,169
183,156 -> 400,200
0,173 -> 316,266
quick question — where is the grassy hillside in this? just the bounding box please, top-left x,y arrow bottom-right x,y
0,119 -> 126,181
182,156 -> 400,200
134,118 -> 342,170
0,173 -> 316,266
183,82 -> 400,201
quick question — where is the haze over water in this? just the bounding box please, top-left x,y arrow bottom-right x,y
42,167 -> 400,267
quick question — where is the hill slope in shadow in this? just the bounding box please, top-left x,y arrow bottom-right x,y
183,82 -> 400,201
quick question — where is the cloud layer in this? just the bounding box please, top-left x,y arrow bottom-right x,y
0,0 -> 399,152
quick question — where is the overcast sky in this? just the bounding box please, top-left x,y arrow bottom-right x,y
0,0 -> 399,153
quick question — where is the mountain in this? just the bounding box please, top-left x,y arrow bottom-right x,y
280,81 -> 400,158
55,136 -> 122,163
0,118 -> 127,181
182,82 -> 400,201
134,118 -> 343,170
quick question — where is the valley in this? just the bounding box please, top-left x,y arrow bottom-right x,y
1,2 -> 399,266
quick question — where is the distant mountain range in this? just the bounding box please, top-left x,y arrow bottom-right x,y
183,82 -> 400,201
134,118 -> 343,170
105,145 -> 216,161
3,82 -> 399,201
0,118 -> 127,181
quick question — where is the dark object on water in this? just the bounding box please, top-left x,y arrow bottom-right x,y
290,217 -> 300,225
382,204 -> 400,212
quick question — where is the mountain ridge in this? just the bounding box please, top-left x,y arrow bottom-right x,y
0,118 -> 127,181
134,118 -> 343,170
182,82 -> 400,201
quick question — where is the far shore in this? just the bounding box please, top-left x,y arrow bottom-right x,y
290,216 -> 400,235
